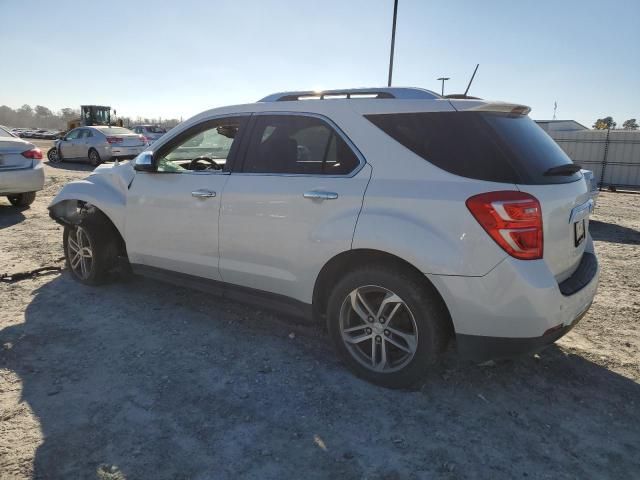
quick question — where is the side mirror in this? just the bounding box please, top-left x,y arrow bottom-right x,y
133,151 -> 156,172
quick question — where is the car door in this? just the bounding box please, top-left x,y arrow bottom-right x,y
125,115 -> 249,280
58,128 -> 82,159
76,128 -> 93,159
219,113 -> 371,303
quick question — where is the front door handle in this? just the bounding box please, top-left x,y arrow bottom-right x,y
303,190 -> 338,200
191,189 -> 216,198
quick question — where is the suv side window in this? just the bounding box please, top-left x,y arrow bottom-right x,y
155,117 -> 247,173
242,115 -> 360,175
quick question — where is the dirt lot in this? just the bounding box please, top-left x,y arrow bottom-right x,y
1,141 -> 639,479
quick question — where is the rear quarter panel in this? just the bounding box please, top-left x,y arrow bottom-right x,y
353,176 -> 510,276
339,104 -> 511,276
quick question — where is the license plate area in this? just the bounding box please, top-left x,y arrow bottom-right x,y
574,218 -> 586,246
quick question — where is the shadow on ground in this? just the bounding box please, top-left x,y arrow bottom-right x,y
590,220 -> 640,245
44,160 -> 94,172
0,204 -> 27,229
1,274 -> 639,479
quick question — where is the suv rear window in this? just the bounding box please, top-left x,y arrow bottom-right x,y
365,111 -> 581,184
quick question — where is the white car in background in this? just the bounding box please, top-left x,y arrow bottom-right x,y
48,87 -> 599,388
47,126 -> 147,166
131,124 -> 167,145
0,125 -> 44,207
581,169 -> 600,207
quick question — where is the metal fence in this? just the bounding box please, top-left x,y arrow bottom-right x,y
547,129 -> 640,189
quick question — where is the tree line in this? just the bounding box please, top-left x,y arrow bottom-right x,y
0,104 -> 181,131
2,103 -> 637,133
593,117 -> 638,130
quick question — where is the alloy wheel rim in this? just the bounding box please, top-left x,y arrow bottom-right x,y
339,285 -> 418,373
48,149 -> 59,162
68,227 -> 93,280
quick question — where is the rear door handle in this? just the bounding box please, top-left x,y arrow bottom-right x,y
303,190 -> 338,200
192,189 -> 216,198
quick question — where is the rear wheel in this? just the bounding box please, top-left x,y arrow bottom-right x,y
88,148 -> 102,166
7,192 -> 36,207
327,265 -> 450,389
63,213 -> 119,285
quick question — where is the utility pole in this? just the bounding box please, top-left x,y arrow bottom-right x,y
387,0 -> 398,87
437,77 -> 450,96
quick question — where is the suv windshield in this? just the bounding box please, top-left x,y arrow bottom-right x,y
365,111 -> 581,184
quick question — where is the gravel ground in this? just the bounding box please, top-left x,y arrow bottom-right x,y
1,141 -> 639,479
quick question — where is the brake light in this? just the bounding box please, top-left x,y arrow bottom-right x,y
466,191 -> 543,260
21,148 -> 43,160
106,136 -> 123,144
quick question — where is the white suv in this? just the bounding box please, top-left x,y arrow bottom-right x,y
49,88 -> 599,388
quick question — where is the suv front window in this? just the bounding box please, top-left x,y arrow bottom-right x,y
156,118 -> 245,173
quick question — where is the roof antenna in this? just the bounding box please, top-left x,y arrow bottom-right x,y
463,64 -> 480,96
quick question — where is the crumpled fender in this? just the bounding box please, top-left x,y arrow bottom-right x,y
48,161 -> 135,238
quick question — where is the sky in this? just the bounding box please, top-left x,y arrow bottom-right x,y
1,0 -> 638,127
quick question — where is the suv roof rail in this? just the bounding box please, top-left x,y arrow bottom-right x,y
258,87 -> 441,102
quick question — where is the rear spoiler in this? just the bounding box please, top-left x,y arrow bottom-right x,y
448,100 -> 531,116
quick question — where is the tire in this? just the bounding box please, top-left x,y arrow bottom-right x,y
327,265 -> 450,389
7,192 -> 36,207
88,148 -> 102,167
63,212 -> 119,285
47,147 -> 62,163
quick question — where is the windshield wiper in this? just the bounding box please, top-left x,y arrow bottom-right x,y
543,164 -> 582,176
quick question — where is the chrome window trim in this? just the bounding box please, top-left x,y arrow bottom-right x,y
235,111 -> 366,178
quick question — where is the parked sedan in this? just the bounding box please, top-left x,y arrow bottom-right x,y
31,129 -> 49,139
0,125 -> 44,207
47,126 -> 147,166
42,130 -> 63,140
131,124 -> 167,145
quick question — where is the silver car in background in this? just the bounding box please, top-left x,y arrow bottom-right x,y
0,125 -> 44,207
48,126 -> 147,166
581,169 -> 600,208
131,124 -> 167,145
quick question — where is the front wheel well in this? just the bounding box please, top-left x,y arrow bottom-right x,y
50,200 -> 127,258
312,249 -> 454,335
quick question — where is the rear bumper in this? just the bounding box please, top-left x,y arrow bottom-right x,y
456,302 -> 590,361
102,145 -> 145,161
0,162 -> 45,195
428,237 -> 599,360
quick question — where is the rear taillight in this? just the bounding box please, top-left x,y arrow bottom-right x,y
21,148 -> 43,160
466,191 -> 543,260
106,136 -> 123,144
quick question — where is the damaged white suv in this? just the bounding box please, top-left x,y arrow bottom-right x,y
49,88 -> 599,388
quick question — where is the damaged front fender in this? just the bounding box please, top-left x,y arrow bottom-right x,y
48,161 -> 135,238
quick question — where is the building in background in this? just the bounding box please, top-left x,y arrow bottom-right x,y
539,122 -> 640,189
535,120 -> 589,133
